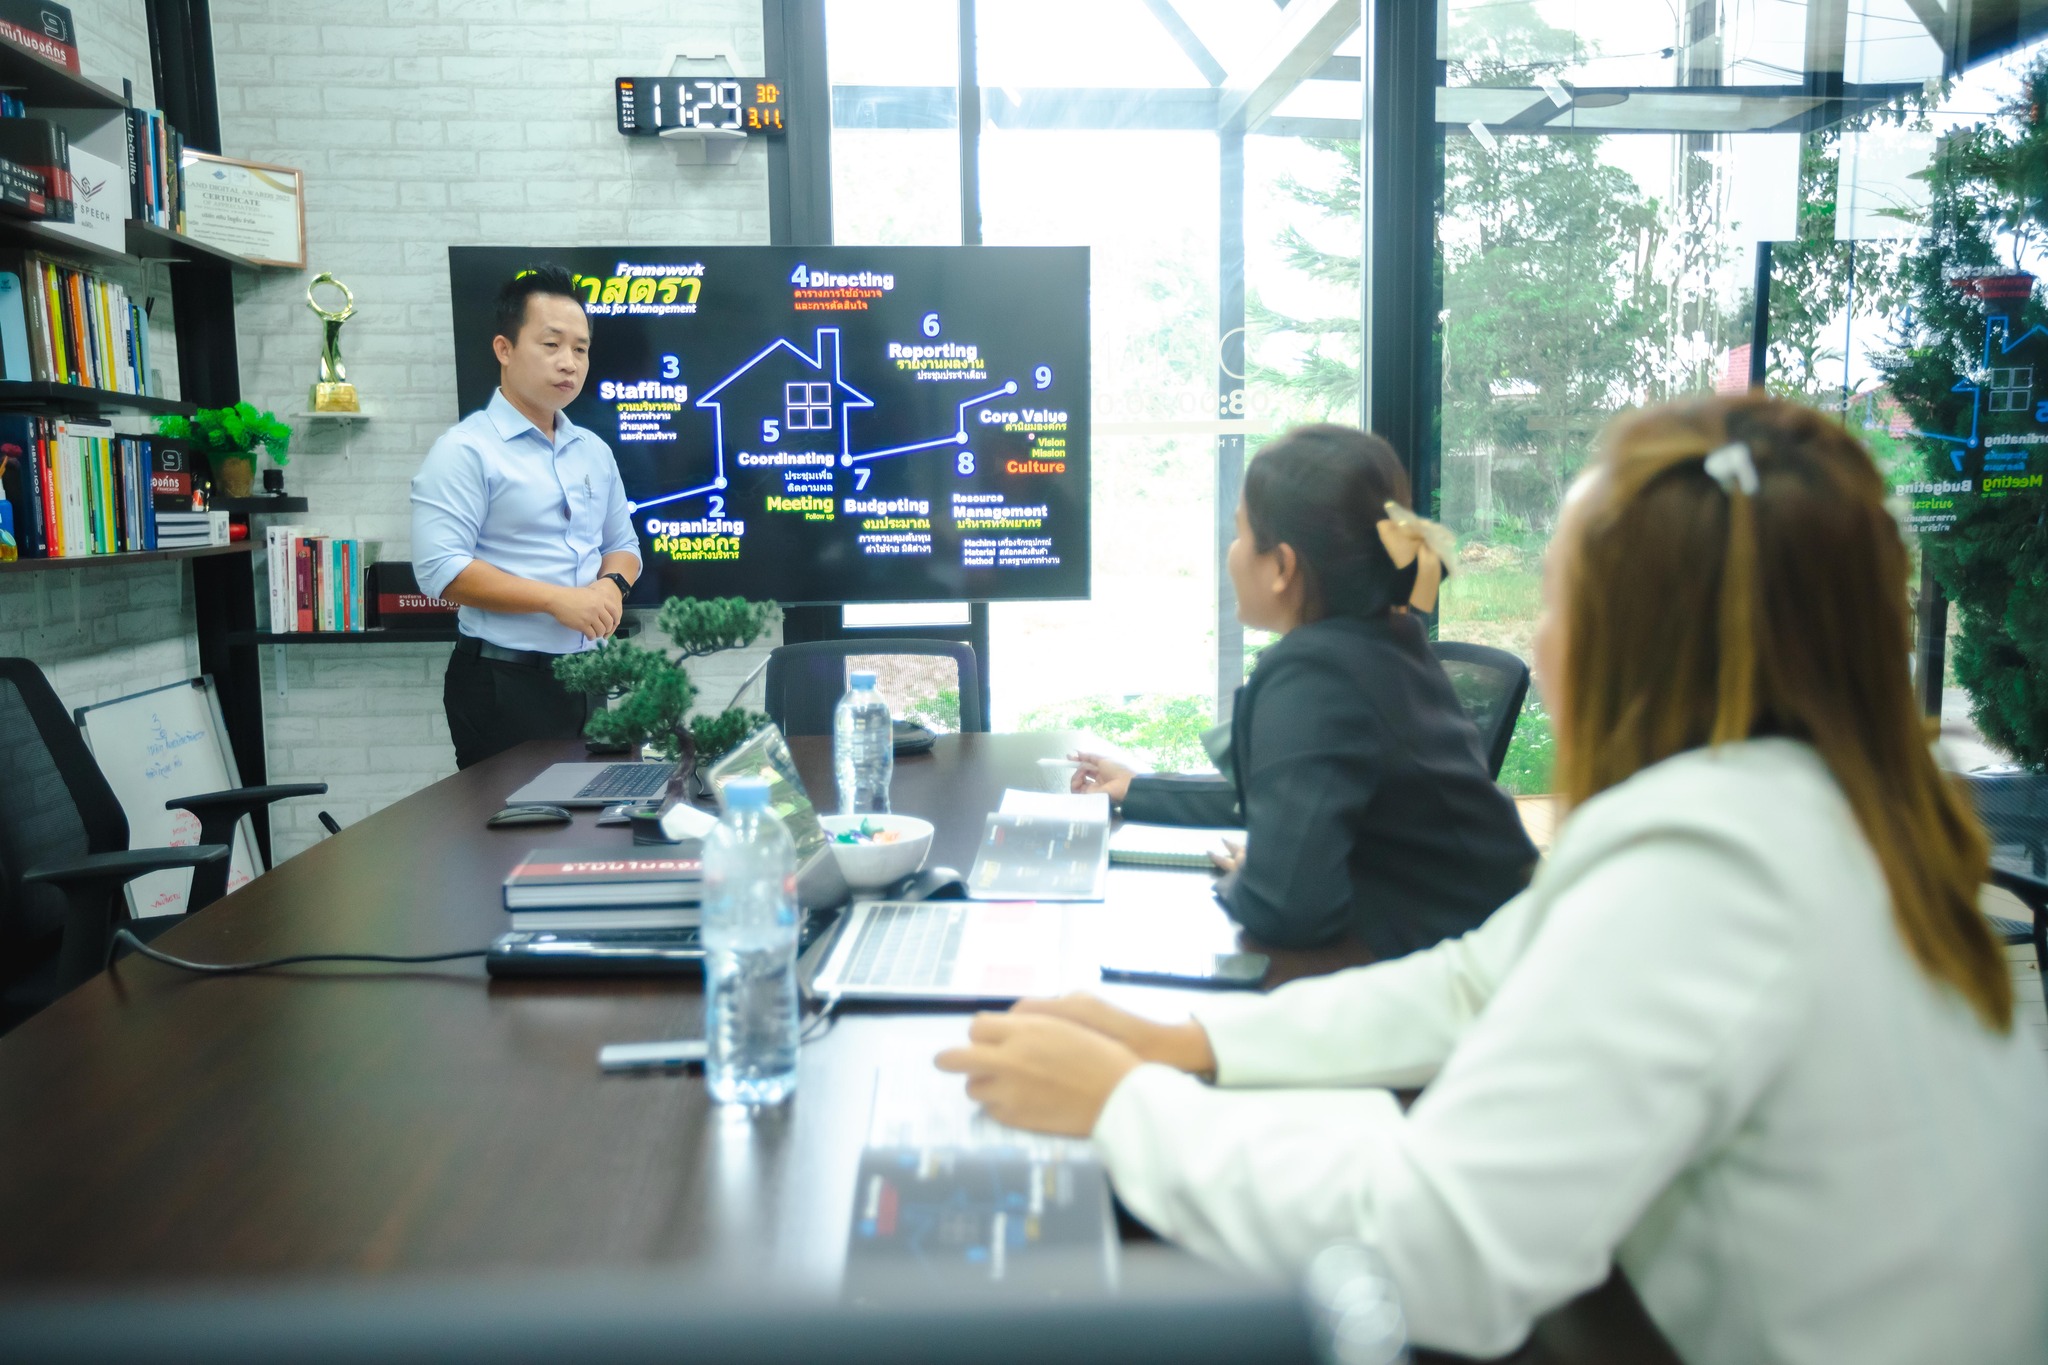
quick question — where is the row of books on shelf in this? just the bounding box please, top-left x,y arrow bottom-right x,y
0,416 -> 219,560
125,107 -> 184,233
265,526 -> 369,633
0,111 -> 183,235
0,250 -> 154,392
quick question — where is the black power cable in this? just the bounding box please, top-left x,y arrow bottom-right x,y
112,928 -> 487,975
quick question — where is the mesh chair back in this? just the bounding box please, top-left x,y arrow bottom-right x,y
764,639 -> 985,737
1431,641 -> 1532,782
1964,772 -> 2048,881
0,659 -> 127,954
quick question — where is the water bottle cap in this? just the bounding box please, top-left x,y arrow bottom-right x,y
850,671 -> 877,689
722,776 -> 772,811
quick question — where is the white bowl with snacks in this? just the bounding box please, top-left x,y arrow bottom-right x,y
820,813 -> 935,891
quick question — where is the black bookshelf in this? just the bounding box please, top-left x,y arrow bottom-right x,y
0,541 -> 251,573
125,221 -> 263,272
215,494 -> 310,514
0,39 -> 126,110
235,627 -> 462,645
0,214 -> 141,268
0,381 -> 195,416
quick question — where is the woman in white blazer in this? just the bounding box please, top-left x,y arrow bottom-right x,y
937,394 -> 2048,1365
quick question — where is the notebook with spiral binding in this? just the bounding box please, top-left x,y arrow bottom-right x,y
1106,822 -> 1243,870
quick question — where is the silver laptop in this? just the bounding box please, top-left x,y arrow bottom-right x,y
505,761 -> 676,808
811,899 -> 1095,1002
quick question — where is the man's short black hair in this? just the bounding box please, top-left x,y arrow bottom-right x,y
494,264 -> 586,344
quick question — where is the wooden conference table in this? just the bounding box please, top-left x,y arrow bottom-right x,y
0,732 -> 1271,1292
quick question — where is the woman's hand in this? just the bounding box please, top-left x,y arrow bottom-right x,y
1210,835 -> 1244,876
1011,993 -> 1217,1075
934,1012 -> 1144,1136
1070,751 -> 1136,804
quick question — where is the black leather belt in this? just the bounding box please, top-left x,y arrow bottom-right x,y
454,636 -> 562,667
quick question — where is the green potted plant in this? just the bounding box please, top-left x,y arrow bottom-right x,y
156,402 -> 291,499
554,595 -> 780,791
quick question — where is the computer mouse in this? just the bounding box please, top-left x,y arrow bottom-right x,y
487,804 -> 574,828
888,865 -> 968,902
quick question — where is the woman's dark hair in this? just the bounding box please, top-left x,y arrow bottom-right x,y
1242,423 -> 1415,621
494,264 -> 584,344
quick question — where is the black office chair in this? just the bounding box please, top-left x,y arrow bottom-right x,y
0,658 -> 325,1031
763,638 -> 986,737
1958,772 -> 2048,1024
1432,640 -> 1532,782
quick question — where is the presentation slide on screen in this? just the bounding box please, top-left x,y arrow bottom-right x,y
447,245 -> 1091,605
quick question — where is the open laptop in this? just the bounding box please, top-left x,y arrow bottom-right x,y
505,760 -> 676,808
810,900 -> 1097,1003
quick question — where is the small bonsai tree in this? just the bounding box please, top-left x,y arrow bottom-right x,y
553,596 -> 779,777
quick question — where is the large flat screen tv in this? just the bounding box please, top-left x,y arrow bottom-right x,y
446,246 -> 1090,606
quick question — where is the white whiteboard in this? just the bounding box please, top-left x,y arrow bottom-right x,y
77,677 -> 260,918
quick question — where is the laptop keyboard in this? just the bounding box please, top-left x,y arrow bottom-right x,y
839,903 -> 967,989
573,764 -> 675,800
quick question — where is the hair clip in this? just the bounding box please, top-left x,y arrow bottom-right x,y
1703,441 -> 1759,496
1377,501 -> 1458,613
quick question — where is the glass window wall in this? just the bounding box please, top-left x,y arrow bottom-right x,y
824,1 -> 2048,786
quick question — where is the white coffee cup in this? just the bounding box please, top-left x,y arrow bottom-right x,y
1036,756 -> 1080,793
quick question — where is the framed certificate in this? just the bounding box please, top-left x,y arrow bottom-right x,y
177,151 -> 306,269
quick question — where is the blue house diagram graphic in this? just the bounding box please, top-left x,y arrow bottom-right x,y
633,328 -> 874,513
1916,313 -> 2048,471
631,326 -> 1022,513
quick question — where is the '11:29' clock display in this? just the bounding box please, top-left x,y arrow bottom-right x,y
614,78 -> 788,136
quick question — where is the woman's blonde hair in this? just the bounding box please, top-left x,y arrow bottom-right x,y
1558,394 -> 2011,1032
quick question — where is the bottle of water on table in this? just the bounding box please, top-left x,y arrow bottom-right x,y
702,775 -> 799,1106
834,669 -> 893,814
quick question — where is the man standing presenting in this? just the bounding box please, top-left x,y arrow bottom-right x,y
412,265 -> 641,769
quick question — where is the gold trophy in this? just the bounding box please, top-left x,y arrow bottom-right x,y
307,272 -> 361,413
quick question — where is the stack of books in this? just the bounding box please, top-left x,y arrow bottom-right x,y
154,509 -> 224,550
0,414 -> 190,558
0,250 -> 154,393
263,525 -> 370,632
502,848 -> 703,931
0,117 -> 71,223
124,107 -> 183,232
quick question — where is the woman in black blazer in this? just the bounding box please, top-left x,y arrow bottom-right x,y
1073,425 -> 1536,959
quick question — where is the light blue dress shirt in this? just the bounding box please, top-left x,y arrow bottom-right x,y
410,388 -> 641,654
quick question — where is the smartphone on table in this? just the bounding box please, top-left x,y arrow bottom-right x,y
1098,952 -> 1269,991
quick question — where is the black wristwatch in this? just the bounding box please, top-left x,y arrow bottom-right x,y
599,571 -> 632,600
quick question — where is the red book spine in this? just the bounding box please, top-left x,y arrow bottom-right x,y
36,421 -> 55,552
295,537 -> 314,632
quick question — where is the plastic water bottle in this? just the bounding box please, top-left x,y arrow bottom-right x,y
701,775 -> 800,1106
834,670 -> 894,815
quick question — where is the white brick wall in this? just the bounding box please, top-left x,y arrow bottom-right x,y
3,3 -> 194,727
0,564 -> 199,714
212,0 -> 777,860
